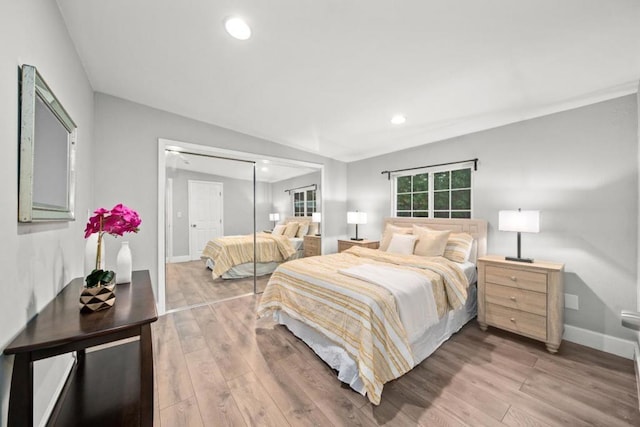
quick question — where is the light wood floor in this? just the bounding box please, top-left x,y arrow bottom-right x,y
165,261 -> 270,310
152,294 -> 639,426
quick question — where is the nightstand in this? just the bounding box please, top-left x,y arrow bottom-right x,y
477,255 -> 565,353
303,235 -> 321,257
338,239 -> 380,253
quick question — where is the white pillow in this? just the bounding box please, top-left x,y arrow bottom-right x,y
272,224 -> 286,235
386,233 -> 418,255
412,225 -> 450,257
380,224 -> 412,251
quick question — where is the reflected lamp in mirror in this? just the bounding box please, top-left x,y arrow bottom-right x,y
347,211 -> 367,241
498,209 -> 539,263
312,212 -> 321,236
18,64 -> 77,222
269,213 -> 280,229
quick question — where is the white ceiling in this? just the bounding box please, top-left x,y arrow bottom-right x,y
57,0 -> 640,162
166,151 -> 318,183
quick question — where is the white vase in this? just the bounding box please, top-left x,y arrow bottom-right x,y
116,241 -> 132,284
84,234 -> 105,276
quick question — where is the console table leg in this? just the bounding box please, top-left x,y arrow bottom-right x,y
8,353 -> 33,427
140,324 -> 154,427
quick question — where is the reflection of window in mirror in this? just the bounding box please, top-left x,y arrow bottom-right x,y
293,188 -> 317,217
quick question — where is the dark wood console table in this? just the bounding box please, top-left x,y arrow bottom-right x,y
4,270 -> 158,427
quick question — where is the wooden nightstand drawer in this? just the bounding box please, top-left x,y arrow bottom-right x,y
485,265 -> 547,293
485,283 -> 547,316
485,303 -> 547,341
303,235 -> 321,257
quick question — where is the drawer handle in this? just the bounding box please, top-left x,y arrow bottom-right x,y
510,317 -> 516,322
510,296 -> 516,301
510,276 -> 517,281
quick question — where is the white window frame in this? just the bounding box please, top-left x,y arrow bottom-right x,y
293,187 -> 317,217
391,162 -> 474,218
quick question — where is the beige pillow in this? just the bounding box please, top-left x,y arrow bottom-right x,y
284,222 -> 299,238
380,224 -> 412,251
296,223 -> 310,237
307,222 -> 319,235
386,233 -> 418,255
444,232 -> 474,263
412,225 -> 450,257
272,224 -> 286,235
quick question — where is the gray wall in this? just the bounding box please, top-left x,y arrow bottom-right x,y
348,95 -> 638,341
0,2 -> 95,425
93,93 -> 348,293
270,171 -> 322,223
637,84 -> 640,347
167,169 -> 271,257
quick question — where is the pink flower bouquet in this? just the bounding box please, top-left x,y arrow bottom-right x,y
85,204 -> 141,287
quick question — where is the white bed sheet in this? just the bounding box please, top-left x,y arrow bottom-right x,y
457,260 -> 477,285
273,284 -> 477,397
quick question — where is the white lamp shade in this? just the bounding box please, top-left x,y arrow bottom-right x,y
347,211 -> 367,225
499,210 -> 539,233
269,213 -> 280,222
312,212 -> 321,223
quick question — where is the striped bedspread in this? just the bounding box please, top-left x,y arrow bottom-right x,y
257,246 -> 468,404
202,232 -> 296,279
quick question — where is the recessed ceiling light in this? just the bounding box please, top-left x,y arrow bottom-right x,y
261,167 -> 268,172
391,115 -> 406,125
224,17 -> 251,40
262,159 -> 270,164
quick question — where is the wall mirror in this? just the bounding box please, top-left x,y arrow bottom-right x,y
18,64 -> 77,222
157,139 -> 323,313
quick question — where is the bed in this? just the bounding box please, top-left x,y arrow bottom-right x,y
257,217 -> 487,405
201,217 -> 315,279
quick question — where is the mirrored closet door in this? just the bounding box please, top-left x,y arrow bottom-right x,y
158,140 -> 324,313
164,150 -> 256,312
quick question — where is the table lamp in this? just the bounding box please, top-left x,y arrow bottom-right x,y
498,209 -> 539,263
347,211 -> 367,241
269,213 -> 280,229
312,212 -> 321,236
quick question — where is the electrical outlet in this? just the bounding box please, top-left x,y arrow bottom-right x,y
177,211 -> 182,218
565,293 -> 579,310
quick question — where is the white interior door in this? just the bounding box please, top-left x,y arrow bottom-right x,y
188,180 -> 223,261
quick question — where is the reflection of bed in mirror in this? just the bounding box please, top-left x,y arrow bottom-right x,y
258,217 -> 487,405
202,217 -> 318,279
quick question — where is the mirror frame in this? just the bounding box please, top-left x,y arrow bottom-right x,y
18,64 -> 77,222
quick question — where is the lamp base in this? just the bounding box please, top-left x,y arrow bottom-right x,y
350,238 -> 364,241
505,256 -> 534,263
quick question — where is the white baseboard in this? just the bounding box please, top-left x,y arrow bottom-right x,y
39,356 -> 75,427
563,324 -> 636,359
167,255 -> 191,263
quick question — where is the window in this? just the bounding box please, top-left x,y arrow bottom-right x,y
394,166 -> 472,218
293,188 -> 317,217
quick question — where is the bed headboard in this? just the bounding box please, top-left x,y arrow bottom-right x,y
383,217 -> 488,261
284,216 -> 312,224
